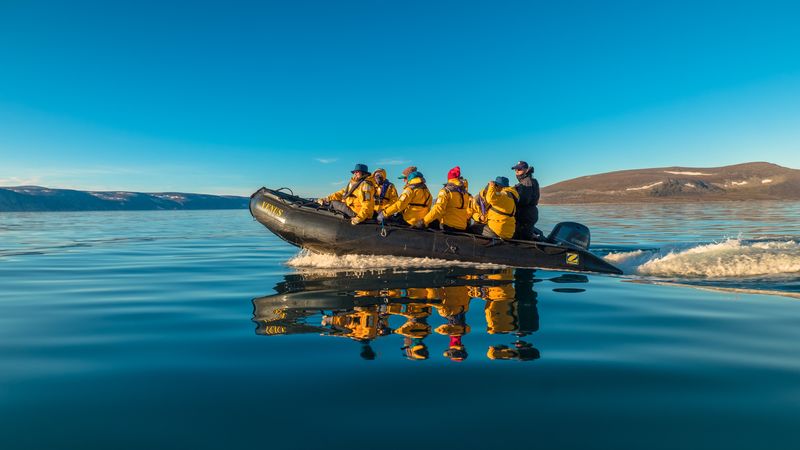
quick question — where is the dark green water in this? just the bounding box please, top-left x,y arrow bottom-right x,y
1,207 -> 799,449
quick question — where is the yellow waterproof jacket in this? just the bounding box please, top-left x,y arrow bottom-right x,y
371,169 -> 399,213
470,194 -> 484,223
325,175 -> 377,222
325,307 -> 381,341
386,302 -> 433,319
484,184 -> 519,239
468,284 -> 515,302
394,319 -> 432,339
435,287 -> 471,336
423,178 -> 471,230
381,178 -> 432,225
432,286 -> 471,317
484,299 -> 518,334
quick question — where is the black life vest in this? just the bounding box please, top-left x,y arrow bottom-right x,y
343,176 -> 367,199
489,191 -> 518,217
408,183 -> 432,207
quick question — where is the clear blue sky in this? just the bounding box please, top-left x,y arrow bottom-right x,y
2,0 -> 799,196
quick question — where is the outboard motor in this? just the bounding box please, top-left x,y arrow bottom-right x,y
547,222 -> 591,250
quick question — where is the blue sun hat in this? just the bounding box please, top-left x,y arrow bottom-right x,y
351,163 -> 369,173
495,176 -> 510,187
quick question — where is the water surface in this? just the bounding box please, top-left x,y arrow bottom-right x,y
1,204 -> 799,449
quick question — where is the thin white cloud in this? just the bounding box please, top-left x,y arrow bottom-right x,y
0,176 -> 42,186
374,158 -> 410,166
315,158 -> 338,164
330,180 -> 345,186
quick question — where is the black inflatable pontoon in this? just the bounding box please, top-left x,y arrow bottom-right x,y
249,187 -> 622,275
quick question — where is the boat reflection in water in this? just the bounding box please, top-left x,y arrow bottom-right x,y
253,267 -> 588,362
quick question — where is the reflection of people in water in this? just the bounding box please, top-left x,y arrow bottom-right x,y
467,269 -> 541,361
388,302 -> 433,361
487,341 -> 540,361
432,286 -> 471,362
361,289 -> 437,360
321,305 -> 390,360
255,267 -> 547,361
444,335 -> 468,361
402,337 -> 429,360
468,270 -> 518,335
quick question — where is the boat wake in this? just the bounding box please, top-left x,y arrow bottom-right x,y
604,238 -> 800,278
286,250 -> 504,270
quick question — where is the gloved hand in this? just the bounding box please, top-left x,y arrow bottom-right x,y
413,219 -> 425,229
316,198 -> 325,205
376,212 -> 385,222
351,217 -> 363,225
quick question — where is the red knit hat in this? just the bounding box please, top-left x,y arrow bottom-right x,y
447,166 -> 461,180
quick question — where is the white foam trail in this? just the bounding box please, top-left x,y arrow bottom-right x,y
286,250 -> 504,271
603,249 -> 659,274
604,239 -> 800,278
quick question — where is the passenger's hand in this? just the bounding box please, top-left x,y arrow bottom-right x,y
316,198 -> 325,205
479,215 -> 487,223
413,220 -> 425,229
351,217 -> 363,225
376,212 -> 385,222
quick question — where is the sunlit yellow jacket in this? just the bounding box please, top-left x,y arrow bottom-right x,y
467,284 -> 515,302
432,286 -> 471,317
423,178 -> 471,230
386,302 -> 433,319
483,184 -> 519,239
484,299 -> 518,334
325,307 -> 381,341
487,346 -> 518,360
395,320 -> 432,339
435,322 -> 470,336
382,177 -> 433,225
325,175 -> 377,222
371,169 -> 399,213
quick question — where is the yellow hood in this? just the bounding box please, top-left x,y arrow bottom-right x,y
372,168 -> 388,181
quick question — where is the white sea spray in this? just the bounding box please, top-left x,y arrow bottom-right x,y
604,239 -> 800,278
286,249 -> 504,271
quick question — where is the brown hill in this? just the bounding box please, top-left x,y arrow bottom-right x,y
540,162 -> 800,204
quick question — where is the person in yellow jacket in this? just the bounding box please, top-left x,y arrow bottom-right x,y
434,286 -> 471,362
421,167 -> 471,231
389,302 -> 433,361
376,171 -> 432,225
470,176 -> 519,239
317,163 -> 376,225
371,168 -> 399,214
322,306 -> 384,341
487,341 -> 540,361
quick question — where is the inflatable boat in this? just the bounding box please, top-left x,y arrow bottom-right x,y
249,187 -> 622,275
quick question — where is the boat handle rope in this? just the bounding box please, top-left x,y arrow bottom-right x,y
273,187 -> 295,205
442,238 -> 458,254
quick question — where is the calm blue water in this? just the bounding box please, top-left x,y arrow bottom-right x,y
2,204 -> 800,449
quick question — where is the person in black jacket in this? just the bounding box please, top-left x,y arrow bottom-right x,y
510,161 -> 540,240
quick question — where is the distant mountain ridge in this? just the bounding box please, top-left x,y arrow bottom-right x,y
541,162 -> 800,204
0,186 -> 248,211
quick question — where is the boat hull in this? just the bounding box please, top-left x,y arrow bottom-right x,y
249,187 -> 622,275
